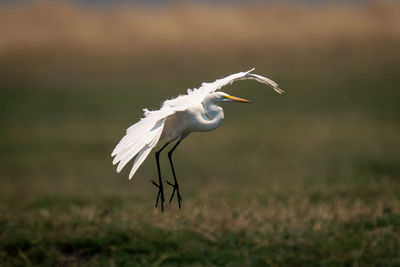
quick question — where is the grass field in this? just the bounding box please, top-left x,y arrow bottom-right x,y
1,1 -> 400,266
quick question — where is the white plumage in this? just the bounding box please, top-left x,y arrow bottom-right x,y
112,68 -> 282,179
111,68 -> 283,210
112,108 -> 173,178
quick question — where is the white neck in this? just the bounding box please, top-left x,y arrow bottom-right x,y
196,97 -> 225,132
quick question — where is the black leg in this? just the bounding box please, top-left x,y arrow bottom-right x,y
165,140 -> 182,208
151,142 -> 169,212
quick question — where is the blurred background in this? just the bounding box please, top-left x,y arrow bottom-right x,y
1,0 -> 399,265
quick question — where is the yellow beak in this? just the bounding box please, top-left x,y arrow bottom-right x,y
225,95 -> 251,103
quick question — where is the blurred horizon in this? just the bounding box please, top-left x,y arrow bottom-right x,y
1,0 -> 368,6
1,0 -> 399,86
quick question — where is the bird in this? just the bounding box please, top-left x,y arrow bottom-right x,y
111,68 -> 284,211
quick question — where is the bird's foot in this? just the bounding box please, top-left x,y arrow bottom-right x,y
151,180 -> 165,212
166,180 -> 182,209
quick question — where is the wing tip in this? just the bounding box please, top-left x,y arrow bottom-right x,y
116,166 -> 122,173
246,67 -> 255,73
275,87 -> 285,94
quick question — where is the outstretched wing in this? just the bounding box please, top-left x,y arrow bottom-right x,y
194,68 -> 284,96
162,68 -> 283,112
111,107 -> 174,179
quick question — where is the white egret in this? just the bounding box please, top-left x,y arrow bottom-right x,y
111,68 -> 283,211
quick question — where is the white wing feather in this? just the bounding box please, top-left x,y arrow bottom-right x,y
162,68 -> 283,111
111,108 -> 174,179
112,68 -> 283,179
195,68 -> 283,95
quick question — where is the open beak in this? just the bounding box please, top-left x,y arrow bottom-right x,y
225,94 -> 251,103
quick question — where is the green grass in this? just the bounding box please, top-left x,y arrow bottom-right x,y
0,66 -> 400,266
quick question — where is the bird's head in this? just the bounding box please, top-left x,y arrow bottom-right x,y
211,92 -> 251,103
